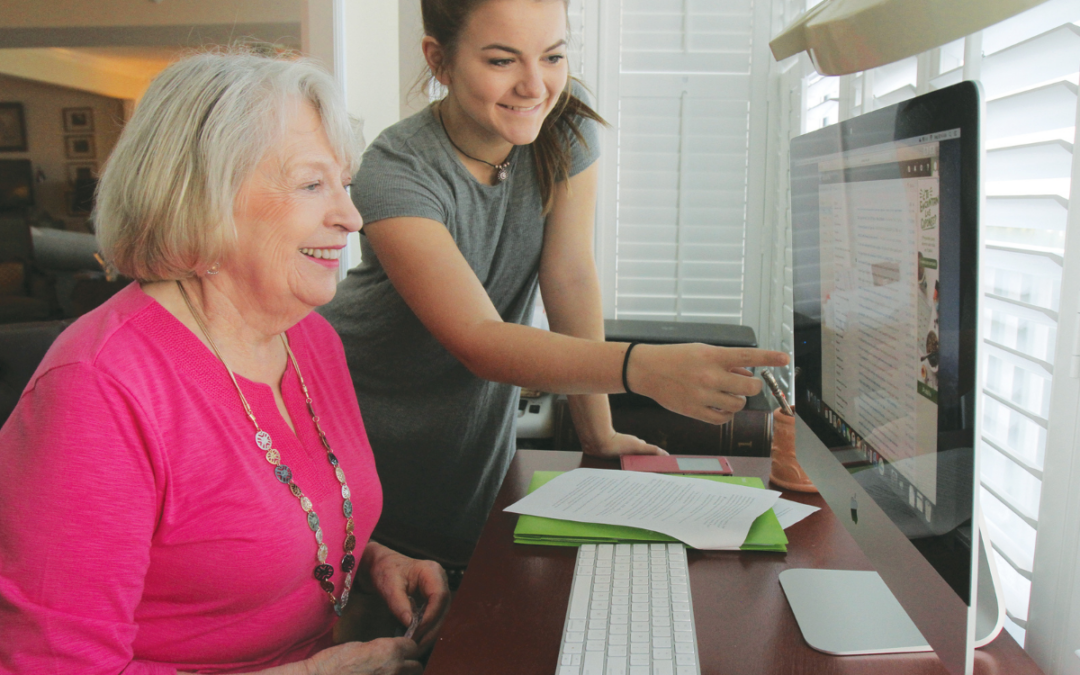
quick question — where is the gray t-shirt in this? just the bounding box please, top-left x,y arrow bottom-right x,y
318,101 -> 600,566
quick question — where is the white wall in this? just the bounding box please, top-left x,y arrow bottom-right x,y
337,0 -> 403,272
399,0 -> 429,120
342,0 -> 400,145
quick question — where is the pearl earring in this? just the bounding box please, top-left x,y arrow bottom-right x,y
205,262 -> 220,276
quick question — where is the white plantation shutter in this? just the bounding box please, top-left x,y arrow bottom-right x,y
595,0 -> 768,325
963,1 -> 1078,647
780,0 -> 1080,651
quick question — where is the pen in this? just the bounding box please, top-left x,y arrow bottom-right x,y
761,369 -> 794,417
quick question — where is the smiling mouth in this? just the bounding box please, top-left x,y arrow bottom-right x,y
499,102 -> 543,112
299,247 -> 342,260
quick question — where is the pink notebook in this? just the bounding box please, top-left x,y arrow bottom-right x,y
620,454 -> 733,475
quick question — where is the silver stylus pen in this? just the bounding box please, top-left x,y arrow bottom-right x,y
761,369 -> 794,417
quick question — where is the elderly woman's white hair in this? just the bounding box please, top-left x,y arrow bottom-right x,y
95,50 -> 362,282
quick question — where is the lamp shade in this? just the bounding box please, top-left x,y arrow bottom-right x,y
770,0 -> 1052,75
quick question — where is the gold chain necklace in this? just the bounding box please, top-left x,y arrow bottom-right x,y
177,280 -> 357,615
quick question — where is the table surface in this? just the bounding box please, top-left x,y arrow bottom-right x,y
424,450 -> 1042,675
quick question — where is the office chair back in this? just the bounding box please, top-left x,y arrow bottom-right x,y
0,319 -> 73,427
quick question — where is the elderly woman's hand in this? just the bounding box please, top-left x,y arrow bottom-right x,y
305,638 -> 423,675
359,542 -> 451,652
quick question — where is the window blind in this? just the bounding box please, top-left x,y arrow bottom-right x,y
784,0 -> 1080,647
607,0 -> 761,323
962,1 -> 1079,646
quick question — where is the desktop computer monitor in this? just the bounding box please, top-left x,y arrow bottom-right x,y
786,81 -> 996,675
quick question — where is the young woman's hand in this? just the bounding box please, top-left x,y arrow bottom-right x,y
627,344 -> 790,425
359,542 -> 451,653
581,431 -> 666,459
305,638 -> 423,675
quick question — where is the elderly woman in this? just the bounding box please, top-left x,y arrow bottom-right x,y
0,52 -> 448,675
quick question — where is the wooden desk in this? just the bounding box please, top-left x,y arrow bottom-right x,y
425,450 -> 1042,675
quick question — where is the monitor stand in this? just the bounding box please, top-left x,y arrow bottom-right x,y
779,516 -> 1005,655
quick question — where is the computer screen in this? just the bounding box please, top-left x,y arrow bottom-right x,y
790,81 -> 981,674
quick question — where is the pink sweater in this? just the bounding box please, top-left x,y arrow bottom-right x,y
0,284 -> 382,674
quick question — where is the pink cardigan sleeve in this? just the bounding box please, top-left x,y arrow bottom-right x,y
0,362 -> 175,675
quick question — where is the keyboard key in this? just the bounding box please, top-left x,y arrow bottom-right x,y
630,653 -> 650,666
631,611 -> 649,622
653,637 -> 672,649
631,621 -> 649,632
672,603 -> 690,613
563,652 -> 582,666
653,649 -> 672,660
589,629 -> 607,641
674,622 -> 692,633
674,632 -> 694,643
568,619 -> 587,632
653,662 -> 674,675
569,581 -> 591,619
630,667 -> 649,675
631,643 -> 649,655
653,626 -> 671,638
565,643 -> 583,654
609,645 -> 627,657
610,634 -> 628,645
676,653 -> 695,666
583,650 -> 605,675
675,643 -> 695,654
559,666 -> 580,675
610,624 -> 628,635
676,667 -> 697,675
568,632 -> 585,643
607,659 -> 627,675
587,639 -> 605,652
631,631 -> 650,643
672,612 -> 692,623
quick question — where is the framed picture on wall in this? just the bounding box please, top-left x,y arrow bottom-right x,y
65,135 -> 96,159
0,103 -> 28,152
67,162 -> 99,184
63,107 -> 94,133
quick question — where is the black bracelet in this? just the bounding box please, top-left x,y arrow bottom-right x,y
622,342 -> 641,395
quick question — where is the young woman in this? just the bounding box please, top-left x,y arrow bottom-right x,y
319,0 -> 789,572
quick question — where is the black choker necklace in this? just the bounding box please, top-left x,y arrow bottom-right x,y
438,107 -> 512,183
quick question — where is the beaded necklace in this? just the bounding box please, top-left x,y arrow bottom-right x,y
177,281 -> 357,615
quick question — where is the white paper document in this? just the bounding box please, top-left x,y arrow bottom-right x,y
504,468 -> 781,550
773,498 -> 821,529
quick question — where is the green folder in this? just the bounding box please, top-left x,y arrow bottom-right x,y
512,471 -> 788,552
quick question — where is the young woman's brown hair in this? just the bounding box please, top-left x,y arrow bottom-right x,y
421,0 -> 606,213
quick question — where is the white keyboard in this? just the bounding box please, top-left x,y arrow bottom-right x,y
555,543 -> 701,675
